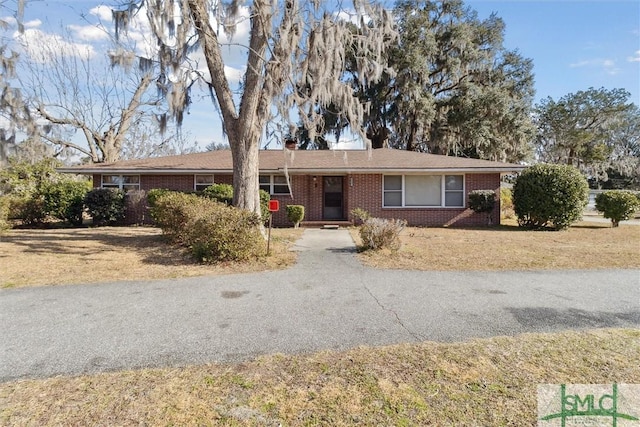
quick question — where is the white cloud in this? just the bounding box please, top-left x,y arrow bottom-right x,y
15,29 -> 96,62
569,58 -> 620,75
68,24 -> 109,41
224,65 -> 245,85
628,50 -> 640,62
90,5 -> 113,22
24,19 -> 42,28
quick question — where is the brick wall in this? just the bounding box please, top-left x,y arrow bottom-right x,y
344,173 -> 501,227
94,172 -> 502,227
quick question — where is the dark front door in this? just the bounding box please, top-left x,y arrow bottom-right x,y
323,176 -> 344,220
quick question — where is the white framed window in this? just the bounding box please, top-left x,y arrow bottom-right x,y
259,175 -> 290,195
194,174 -> 215,191
383,174 -> 465,208
102,175 -> 140,191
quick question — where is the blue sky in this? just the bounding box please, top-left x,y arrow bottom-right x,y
7,0 -> 640,150
468,0 -> 640,104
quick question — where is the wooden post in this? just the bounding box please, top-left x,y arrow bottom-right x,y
267,212 -> 273,255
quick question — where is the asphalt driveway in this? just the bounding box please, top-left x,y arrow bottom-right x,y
1,229 -> 639,382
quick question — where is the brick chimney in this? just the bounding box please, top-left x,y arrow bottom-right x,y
284,138 -> 297,150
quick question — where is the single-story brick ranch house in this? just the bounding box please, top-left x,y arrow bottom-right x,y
60,148 -> 525,227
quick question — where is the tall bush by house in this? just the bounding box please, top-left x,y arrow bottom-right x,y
259,189 -> 270,222
202,184 -> 234,205
149,191 -> 198,243
147,188 -> 171,209
500,187 -> 514,219
595,190 -> 640,227
125,189 -> 149,225
150,191 -> 264,262
468,190 -> 496,225
359,217 -> 407,251
201,185 -> 270,222
0,196 -> 10,232
513,164 -> 588,230
40,180 -> 91,225
84,188 -> 126,226
286,205 -> 305,228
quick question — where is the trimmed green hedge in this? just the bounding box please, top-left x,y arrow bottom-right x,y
150,191 -> 264,262
513,164 -> 588,230
595,190 -> 640,227
286,205 -> 305,228
85,188 -> 126,226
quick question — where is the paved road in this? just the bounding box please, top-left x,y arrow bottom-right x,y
1,229 -> 639,382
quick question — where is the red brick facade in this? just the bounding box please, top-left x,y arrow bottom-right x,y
96,172 -> 501,227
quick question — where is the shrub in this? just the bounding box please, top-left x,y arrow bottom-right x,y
500,187 -> 515,219
286,205 -> 305,228
202,184 -> 234,205
359,217 -> 407,251
595,190 -> 640,227
187,203 -> 263,262
125,189 -> 149,225
151,191 -> 264,262
8,195 -> 47,226
468,190 -> 496,225
201,185 -> 270,222
147,188 -> 171,209
0,196 -> 10,233
84,188 -> 125,226
40,180 -> 90,225
350,208 -> 371,225
513,164 -> 588,230
149,191 -> 198,242
259,189 -> 270,221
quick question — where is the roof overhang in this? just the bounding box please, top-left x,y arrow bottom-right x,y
58,166 -> 526,175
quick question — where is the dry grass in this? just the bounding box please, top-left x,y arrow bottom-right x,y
1,328 -> 638,426
352,220 -> 640,271
0,226 -> 303,288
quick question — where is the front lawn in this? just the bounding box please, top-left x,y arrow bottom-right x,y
0,226 -> 303,288
352,221 -> 640,271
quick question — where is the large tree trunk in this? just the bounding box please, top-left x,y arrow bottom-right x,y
229,128 -> 261,217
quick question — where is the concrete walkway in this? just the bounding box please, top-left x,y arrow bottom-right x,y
1,229 -> 639,382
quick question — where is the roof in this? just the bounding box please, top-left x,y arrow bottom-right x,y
58,149 -> 527,174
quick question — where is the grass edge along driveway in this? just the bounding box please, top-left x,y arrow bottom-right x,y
1,328 -> 638,425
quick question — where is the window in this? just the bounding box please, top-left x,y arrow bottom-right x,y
102,175 -> 140,191
259,175 -> 290,195
195,174 -> 214,191
383,175 -> 464,208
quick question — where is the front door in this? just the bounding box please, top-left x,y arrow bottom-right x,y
323,176 -> 344,220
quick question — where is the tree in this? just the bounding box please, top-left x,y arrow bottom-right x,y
4,26 -> 162,163
534,87 -> 638,184
393,0 -> 535,161
114,0 -> 395,217
314,0 -> 535,161
0,0 -> 28,166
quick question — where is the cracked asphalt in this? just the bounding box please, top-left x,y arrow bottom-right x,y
1,229 -> 639,382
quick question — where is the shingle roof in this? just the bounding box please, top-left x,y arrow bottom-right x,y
58,149 -> 526,174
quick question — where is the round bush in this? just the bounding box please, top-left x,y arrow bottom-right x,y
0,196 -> 10,232
513,164 -> 588,230
40,180 -> 90,225
286,205 -> 305,228
202,184 -> 234,205
151,191 -> 264,262
359,217 -> 407,251
595,190 -> 640,227
84,188 -> 126,226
